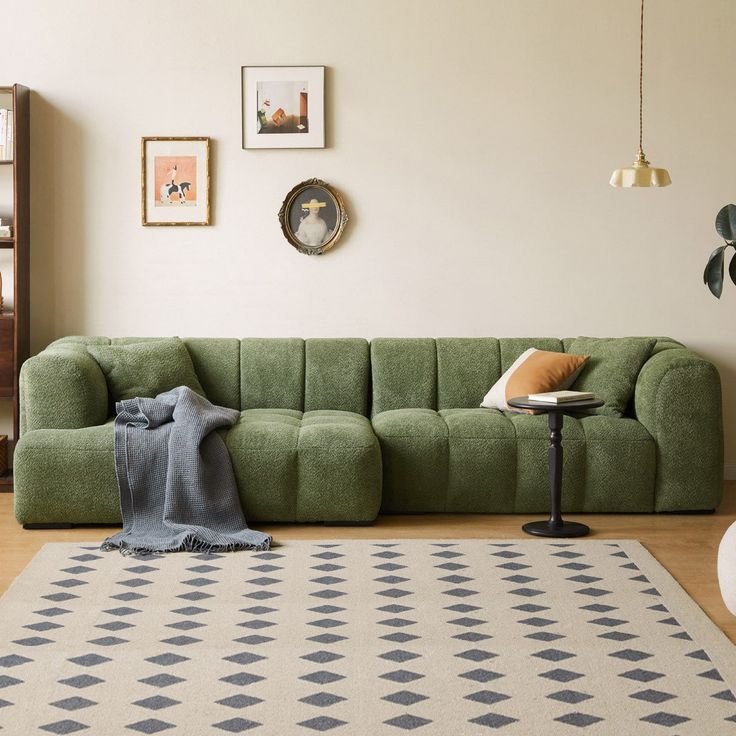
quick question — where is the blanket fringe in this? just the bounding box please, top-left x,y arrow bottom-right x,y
101,532 -> 272,556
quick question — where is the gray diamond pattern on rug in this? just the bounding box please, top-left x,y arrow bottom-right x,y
39,719 -> 89,734
1,540 -> 736,734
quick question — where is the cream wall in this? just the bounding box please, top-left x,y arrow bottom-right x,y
2,0 -> 736,465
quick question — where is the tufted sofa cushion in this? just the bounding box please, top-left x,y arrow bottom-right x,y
241,338 -> 370,415
14,422 -> 119,525
226,409 -> 381,522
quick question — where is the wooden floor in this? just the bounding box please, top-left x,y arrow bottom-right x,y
2,487 -> 736,642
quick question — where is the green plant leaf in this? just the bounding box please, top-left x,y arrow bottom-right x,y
703,245 -> 725,283
728,249 -> 736,288
704,245 -> 726,298
716,205 -> 736,241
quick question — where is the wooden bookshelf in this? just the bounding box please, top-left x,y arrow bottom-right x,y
0,85 -> 30,492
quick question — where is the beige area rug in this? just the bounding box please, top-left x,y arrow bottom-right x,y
1,540 -> 736,735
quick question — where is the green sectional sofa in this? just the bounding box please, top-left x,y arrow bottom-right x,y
14,336 -> 723,526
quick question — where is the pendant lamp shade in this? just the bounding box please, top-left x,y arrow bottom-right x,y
610,150 -> 672,188
610,0 -> 671,188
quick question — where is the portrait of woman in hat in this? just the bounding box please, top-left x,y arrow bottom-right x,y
280,179 -> 347,255
295,197 -> 333,247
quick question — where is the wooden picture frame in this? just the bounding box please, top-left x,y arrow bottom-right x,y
278,178 -> 348,255
141,137 -> 210,226
242,66 -> 325,149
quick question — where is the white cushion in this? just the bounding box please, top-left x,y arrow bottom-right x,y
481,348 -> 535,411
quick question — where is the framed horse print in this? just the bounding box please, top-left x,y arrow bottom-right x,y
141,137 -> 211,226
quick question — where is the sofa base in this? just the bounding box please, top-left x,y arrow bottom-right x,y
323,520 -> 373,527
659,508 -> 716,515
18,508 -> 719,531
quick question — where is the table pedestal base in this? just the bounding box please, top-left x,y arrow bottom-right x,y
522,520 -> 590,538
507,396 -> 603,541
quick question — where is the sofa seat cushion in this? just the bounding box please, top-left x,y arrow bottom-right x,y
371,409 -> 451,513
15,411 -> 382,526
14,422 -> 120,525
573,415 -> 656,511
372,408 -> 656,514
225,409 -> 381,523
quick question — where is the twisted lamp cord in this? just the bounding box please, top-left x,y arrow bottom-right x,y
639,0 -> 644,153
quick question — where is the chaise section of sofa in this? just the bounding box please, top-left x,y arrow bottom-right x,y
15,337 -> 383,526
13,335 -> 723,526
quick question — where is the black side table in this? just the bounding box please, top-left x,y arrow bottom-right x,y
507,396 -> 604,538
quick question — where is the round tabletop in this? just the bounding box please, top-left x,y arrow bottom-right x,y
507,396 -> 604,412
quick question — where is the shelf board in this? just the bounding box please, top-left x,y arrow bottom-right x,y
0,238 -> 13,248
0,469 -> 13,492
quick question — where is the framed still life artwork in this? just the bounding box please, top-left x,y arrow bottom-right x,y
141,137 -> 210,226
278,178 -> 348,255
241,66 -> 325,149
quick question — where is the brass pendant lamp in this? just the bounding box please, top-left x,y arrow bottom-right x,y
610,0 -> 671,188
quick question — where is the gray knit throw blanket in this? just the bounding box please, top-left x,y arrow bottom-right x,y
101,386 -> 271,555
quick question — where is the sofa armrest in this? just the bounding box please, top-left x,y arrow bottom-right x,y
20,346 -> 109,434
634,348 -> 723,511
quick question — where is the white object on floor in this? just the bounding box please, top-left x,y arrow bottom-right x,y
718,520 -> 736,615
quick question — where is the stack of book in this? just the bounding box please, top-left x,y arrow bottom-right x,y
527,390 -> 596,403
0,109 -> 13,161
0,218 -> 12,238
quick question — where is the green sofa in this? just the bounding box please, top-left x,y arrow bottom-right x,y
14,336 -> 723,526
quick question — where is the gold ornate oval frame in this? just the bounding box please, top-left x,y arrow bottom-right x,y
278,178 -> 348,255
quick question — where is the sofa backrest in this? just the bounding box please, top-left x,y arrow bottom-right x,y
240,338 -> 370,414
370,337 -> 565,415
47,336 -> 371,415
47,335 -> 682,418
